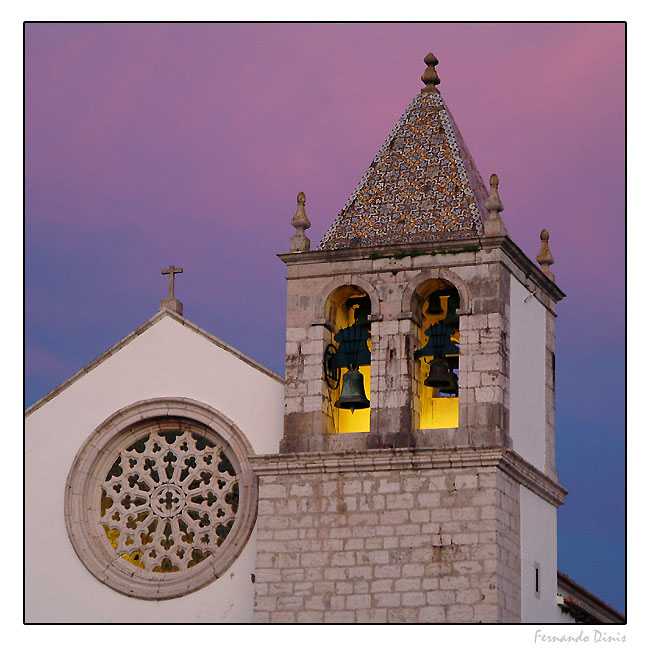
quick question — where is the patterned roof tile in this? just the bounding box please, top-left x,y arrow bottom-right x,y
318,92 -> 488,250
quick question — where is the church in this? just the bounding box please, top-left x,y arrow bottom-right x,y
25,53 -> 624,624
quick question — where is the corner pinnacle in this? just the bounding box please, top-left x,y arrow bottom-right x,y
420,53 -> 441,94
483,173 -> 507,236
290,191 -> 311,253
536,229 -> 555,281
485,174 -> 504,215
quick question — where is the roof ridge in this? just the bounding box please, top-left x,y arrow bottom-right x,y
556,571 -> 626,622
25,310 -> 284,417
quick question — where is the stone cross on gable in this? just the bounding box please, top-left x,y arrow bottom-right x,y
159,265 -> 184,316
162,265 -> 183,299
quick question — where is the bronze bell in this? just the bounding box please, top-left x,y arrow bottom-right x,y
424,359 -> 451,388
335,368 -> 370,413
440,370 -> 458,396
426,292 -> 444,315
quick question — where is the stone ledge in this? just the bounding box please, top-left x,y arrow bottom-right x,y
484,236 -> 565,303
280,235 -> 564,304
249,446 -> 567,507
499,449 -> 568,507
278,238 -> 483,266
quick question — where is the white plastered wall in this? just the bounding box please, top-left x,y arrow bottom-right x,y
520,485 -> 559,622
25,314 -> 285,623
509,276 -> 547,472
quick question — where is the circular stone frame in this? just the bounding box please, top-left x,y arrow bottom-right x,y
64,397 -> 258,600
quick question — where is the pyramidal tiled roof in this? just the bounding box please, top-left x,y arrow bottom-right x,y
318,90 -> 489,250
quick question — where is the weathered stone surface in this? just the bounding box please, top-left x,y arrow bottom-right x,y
272,173 -> 563,623
253,454 -> 521,623
279,244 -> 522,451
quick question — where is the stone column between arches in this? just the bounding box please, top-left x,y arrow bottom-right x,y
454,262 -> 512,449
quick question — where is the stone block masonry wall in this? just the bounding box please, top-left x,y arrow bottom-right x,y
250,449 -> 523,623
279,243 -> 531,453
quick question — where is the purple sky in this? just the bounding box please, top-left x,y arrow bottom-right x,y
25,23 -> 625,613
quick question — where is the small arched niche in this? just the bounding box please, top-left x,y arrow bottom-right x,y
324,285 -> 372,434
413,279 -> 460,430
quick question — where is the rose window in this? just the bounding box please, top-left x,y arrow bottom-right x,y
65,400 -> 258,600
100,429 -> 239,573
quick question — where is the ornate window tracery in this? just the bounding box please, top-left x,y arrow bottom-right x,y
100,427 -> 239,573
65,399 -> 257,600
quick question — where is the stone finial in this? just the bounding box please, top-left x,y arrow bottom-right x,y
483,173 -> 508,236
290,191 -> 311,253
485,174 -> 504,216
159,265 -> 183,315
420,52 -> 441,94
536,229 -> 555,281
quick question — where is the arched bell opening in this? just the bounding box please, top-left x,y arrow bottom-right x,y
323,285 -> 372,434
413,279 -> 460,430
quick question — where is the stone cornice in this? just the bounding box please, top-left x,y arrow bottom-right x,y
499,448 -> 568,507
278,237 -> 483,266
249,445 -> 567,507
484,235 -> 565,303
278,234 -> 565,303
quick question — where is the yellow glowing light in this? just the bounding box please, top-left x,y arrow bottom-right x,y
420,396 -> 459,429
103,524 -> 120,549
329,288 -> 372,434
122,551 -> 145,569
418,291 -> 459,430
335,366 -> 371,433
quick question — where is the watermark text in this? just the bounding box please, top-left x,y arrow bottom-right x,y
534,630 -> 626,644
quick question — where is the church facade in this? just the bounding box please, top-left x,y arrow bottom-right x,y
25,54 -> 623,624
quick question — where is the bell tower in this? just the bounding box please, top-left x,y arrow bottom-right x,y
253,53 -> 567,623
278,52 -> 563,467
